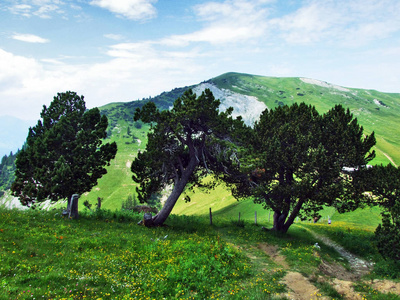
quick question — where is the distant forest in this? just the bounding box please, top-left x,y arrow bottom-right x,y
0,152 -> 17,196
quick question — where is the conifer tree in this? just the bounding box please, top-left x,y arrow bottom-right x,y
230,103 -> 375,233
131,89 -> 247,226
12,91 -> 117,214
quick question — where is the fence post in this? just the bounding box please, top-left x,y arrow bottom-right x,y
209,207 -> 212,226
238,212 -> 241,223
255,211 -> 257,225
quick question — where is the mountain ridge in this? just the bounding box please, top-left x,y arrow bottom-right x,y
1,72 -> 399,210
100,72 -> 400,166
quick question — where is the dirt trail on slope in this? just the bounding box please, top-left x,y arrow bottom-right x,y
256,228 -> 400,299
304,228 -> 400,298
306,229 -> 373,279
257,243 -> 328,300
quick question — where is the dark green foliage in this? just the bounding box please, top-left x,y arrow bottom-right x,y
83,200 -> 92,210
0,151 -> 17,192
361,164 -> 400,262
231,103 -> 375,233
11,91 -> 117,206
121,194 -> 138,210
131,88 -> 248,225
100,86 -> 191,126
375,209 -> 400,261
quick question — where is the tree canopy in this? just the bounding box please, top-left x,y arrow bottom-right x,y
131,88 -> 248,226
12,91 -> 117,207
228,103 -> 376,233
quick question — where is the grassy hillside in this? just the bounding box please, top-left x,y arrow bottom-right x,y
2,73 -> 400,297
170,179 -> 383,231
209,72 -> 400,166
1,208 -> 399,299
74,72 -> 400,213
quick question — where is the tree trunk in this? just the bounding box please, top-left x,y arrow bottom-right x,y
272,199 -> 305,233
151,157 -> 199,226
272,211 -> 288,232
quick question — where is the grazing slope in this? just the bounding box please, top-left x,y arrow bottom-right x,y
2,72 -> 399,215
86,72 -> 400,212
207,73 -> 400,166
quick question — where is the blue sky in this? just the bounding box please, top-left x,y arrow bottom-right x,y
1,0 -> 400,122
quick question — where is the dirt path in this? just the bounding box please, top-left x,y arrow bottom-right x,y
255,228 -> 400,299
305,229 -> 373,279
257,243 -> 329,300
304,227 -> 400,298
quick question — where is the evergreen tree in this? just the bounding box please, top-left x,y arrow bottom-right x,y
0,151 -> 18,192
11,91 -> 117,215
131,89 -> 247,226
229,103 -> 375,233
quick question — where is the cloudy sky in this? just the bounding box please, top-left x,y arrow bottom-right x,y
1,0 -> 400,121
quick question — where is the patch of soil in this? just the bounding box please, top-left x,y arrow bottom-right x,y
249,231 -> 400,299
371,279 -> 400,295
282,271 -> 329,300
319,259 -> 357,281
258,243 -> 290,269
306,229 -> 373,279
258,243 -> 328,299
331,279 -> 361,300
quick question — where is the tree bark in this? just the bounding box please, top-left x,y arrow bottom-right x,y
151,157 -> 199,226
272,199 -> 305,233
272,211 -> 288,232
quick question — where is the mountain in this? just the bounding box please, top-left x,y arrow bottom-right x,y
2,72 -> 399,210
101,72 -> 400,166
85,72 -> 400,211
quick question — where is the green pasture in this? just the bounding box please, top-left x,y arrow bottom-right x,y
1,207 -> 399,300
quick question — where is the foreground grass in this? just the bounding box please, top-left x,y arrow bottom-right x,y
0,208 -> 285,299
1,208 -> 399,299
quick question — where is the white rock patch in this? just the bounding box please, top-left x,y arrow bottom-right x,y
300,78 -> 350,92
193,83 -> 267,126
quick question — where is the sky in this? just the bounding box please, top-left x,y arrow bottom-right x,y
1,0 -> 400,123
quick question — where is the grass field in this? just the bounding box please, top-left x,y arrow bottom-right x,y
1,73 -> 399,298
1,207 -> 399,300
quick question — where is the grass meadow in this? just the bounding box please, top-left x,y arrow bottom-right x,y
1,206 -> 399,300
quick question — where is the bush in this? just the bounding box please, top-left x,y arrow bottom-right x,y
375,212 -> 400,261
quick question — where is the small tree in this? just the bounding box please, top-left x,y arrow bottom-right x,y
12,92 -> 117,217
131,89 -> 247,226
230,103 -> 376,233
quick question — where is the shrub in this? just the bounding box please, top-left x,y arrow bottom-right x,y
375,211 -> 400,261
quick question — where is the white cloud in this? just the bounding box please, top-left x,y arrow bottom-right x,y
161,0 -> 270,46
7,0 -> 65,18
0,44 -> 204,120
104,33 -> 125,41
90,0 -> 157,21
270,0 -> 400,46
12,33 -> 49,43
33,3 -> 63,19
8,4 -> 32,17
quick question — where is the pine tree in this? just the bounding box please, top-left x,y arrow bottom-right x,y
12,91 -> 117,217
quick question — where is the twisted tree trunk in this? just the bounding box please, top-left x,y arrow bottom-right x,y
150,156 -> 199,226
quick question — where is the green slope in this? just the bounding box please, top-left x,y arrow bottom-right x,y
170,179 -> 382,230
79,72 -> 399,217
209,72 -> 400,165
